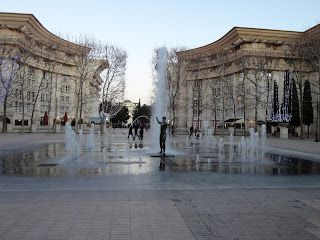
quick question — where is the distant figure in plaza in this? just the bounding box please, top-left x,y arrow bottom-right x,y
139,124 -> 144,140
128,124 -> 134,139
272,126 -> 280,136
134,123 -> 139,140
189,126 -> 194,139
156,116 -> 168,154
195,128 -> 200,139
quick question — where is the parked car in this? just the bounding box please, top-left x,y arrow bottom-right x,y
89,117 -> 107,125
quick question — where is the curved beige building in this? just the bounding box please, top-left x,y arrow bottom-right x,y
174,24 -> 320,136
0,12 -> 106,131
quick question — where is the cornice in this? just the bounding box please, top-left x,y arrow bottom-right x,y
0,12 -> 89,53
304,24 -> 320,37
178,25 -> 308,59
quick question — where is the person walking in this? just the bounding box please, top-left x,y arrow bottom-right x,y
139,125 -> 144,140
128,124 -> 134,139
156,116 -> 168,154
134,124 -> 139,140
189,126 -> 194,139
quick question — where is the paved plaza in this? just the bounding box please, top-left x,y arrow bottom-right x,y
0,130 -> 320,240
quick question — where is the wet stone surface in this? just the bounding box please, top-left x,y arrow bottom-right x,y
0,134 -> 320,240
1,139 -> 320,177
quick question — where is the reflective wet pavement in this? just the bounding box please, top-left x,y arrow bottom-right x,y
1,138 -> 320,177
0,133 -> 320,240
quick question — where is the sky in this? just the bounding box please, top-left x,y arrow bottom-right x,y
2,0 -> 320,104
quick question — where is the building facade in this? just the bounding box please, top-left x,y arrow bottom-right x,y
122,99 -> 138,124
174,24 -> 320,136
0,12 -> 106,132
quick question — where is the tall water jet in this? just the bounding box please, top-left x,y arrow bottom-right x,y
150,47 -> 169,152
86,124 -> 95,151
65,121 -> 78,161
229,134 -> 234,161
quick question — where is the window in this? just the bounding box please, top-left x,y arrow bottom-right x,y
193,80 -> 202,118
40,105 -> 47,113
40,94 -> 44,102
60,85 -> 71,94
27,91 -> 31,101
29,67 -> 35,79
15,101 -> 18,112
15,120 -> 28,126
60,96 -> 64,102
65,96 -> 69,103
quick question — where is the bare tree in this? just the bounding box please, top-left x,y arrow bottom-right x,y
15,41 -> 36,133
224,74 -> 238,135
29,66 -> 49,132
304,31 -> 320,140
286,38 -> 311,139
234,54 -> 250,136
0,42 -> 20,133
166,47 -> 185,134
206,77 -> 222,134
100,44 -> 127,133
71,37 -> 102,132
215,51 -> 229,135
186,56 -> 207,131
42,46 -> 60,134
27,45 -> 58,133
246,55 -> 272,131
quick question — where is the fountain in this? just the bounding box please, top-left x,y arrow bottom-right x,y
150,47 -> 174,157
65,121 -> 78,161
86,124 -> 95,151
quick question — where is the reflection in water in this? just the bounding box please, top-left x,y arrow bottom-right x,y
159,156 -> 166,171
0,143 -> 66,176
1,141 -> 320,177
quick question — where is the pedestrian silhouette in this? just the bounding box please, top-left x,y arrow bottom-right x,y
189,126 -> 194,139
128,124 -> 134,139
156,116 -> 168,154
139,125 -> 144,140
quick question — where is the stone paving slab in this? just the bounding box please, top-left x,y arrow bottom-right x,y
0,187 -> 319,239
1,131 -> 320,239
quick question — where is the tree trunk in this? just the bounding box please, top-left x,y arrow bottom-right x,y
299,83 -> 304,139
233,102 -> 236,136
172,105 -> 176,136
79,82 -> 83,131
30,103 -> 36,132
53,77 -> 58,133
255,84 -> 258,131
21,91 -> 25,134
214,99 -> 217,135
29,88 -> 41,132
2,95 -> 8,133
242,78 -> 247,137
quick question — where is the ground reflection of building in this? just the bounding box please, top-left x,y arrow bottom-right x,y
0,143 -> 65,176
174,24 -> 320,135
